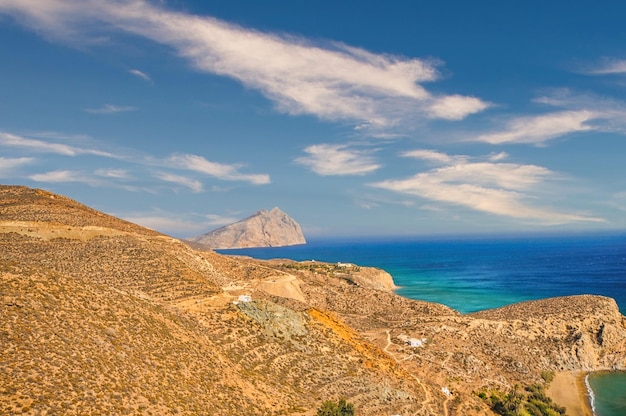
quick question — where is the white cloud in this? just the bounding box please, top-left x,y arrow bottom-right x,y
118,210 -> 239,236
370,151 -> 603,223
166,153 -> 270,185
84,104 -> 138,114
128,68 -> 151,82
29,169 -> 98,185
203,214 -> 240,227
28,169 -> 144,192
610,191 -> 626,212
295,144 -> 380,176
119,214 -> 199,235
474,110 -> 598,145
0,157 -> 34,177
427,94 -> 489,120
0,130 -> 114,157
488,151 -> 508,161
402,149 -> 467,164
155,172 -> 203,193
0,0 -> 489,132
27,131 -> 92,141
0,128 -> 268,189
474,90 -> 626,145
587,59 -> 626,75
94,168 -> 129,179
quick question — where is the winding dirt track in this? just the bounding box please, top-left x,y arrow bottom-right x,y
383,329 -> 443,415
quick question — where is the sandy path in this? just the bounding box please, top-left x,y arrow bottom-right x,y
546,371 -> 593,416
383,330 -> 440,415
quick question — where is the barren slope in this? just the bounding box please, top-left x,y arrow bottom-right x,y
1,185 -> 625,415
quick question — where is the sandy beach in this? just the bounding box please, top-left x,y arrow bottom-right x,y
546,371 -> 593,416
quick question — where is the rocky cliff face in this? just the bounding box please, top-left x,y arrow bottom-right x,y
1,185 -> 625,416
189,207 -> 306,249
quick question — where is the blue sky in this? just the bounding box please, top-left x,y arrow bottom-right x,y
1,0 -> 625,238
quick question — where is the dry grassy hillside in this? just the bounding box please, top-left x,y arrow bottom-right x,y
1,185 -> 625,415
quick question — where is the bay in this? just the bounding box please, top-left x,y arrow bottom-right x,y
588,372 -> 626,416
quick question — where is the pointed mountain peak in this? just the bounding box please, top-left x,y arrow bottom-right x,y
189,207 -> 306,249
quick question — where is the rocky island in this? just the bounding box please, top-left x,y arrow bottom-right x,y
1,184 -> 625,415
188,207 -> 306,249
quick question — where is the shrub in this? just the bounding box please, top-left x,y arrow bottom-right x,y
540,371 -> 555,384
316,397 -> 355,416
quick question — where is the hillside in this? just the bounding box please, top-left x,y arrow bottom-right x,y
189,207 -> 306,249
1,185 -> 625,415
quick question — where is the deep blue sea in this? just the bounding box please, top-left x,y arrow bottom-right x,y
218,232 -> 626,414
219,233 -> 626,314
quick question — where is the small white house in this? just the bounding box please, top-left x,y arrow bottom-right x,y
442,387 -> 452,396
407,338 -> 423,347
238,294 -> 252,303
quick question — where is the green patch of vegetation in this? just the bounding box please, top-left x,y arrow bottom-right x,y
281,262 -> 361,276
316,397 -> 355,416
540,371 -> 555,384
478,383 -> 566,416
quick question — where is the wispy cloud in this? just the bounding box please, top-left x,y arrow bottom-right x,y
84,104 -> 138,114
401,149 -> 468,164
370,151 -> 603,223
472,89 -> 626,145
609,191 -> 626,212
474,110 -> 598,145
155,172 -> 203,193
128,68 -> 152,82
118,210 -> 239,236
0,130 -> 115,157
0,0 -> 489,133
488,151 -> 509,161
203,214 -> 240,227
0,157 -> 34,177
166,153 -> 270,185
118,213 -> 201,235
94,168 -> 129,179
1,127 -> 269,190
29,169 -> 99,185
28,169 -> 145,192
295,144 -> 380,176
586,59 -> 626,75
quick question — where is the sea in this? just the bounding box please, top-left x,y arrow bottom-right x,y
218,232 -> 626,415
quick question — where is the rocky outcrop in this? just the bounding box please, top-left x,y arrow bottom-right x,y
237,299 -> 308,338
350,266 -> 397,291
189,207 -> 306,249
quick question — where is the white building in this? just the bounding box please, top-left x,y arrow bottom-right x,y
407,338 -> 423,347
407,337 -> 427,348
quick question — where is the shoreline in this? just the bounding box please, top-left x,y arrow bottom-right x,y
546,371 -> 593,416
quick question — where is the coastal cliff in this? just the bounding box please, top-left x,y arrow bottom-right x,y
188,207 -> 306,249
1,185 -> 625,415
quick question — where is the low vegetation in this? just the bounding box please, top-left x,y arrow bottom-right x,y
317,397 -> 355,416
280,261 -> 361,276
478,383 -> 566,416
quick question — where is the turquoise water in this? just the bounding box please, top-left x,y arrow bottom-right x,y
218,233 -> 626,412
587,372 -> 626,416
220,233 -> 626,313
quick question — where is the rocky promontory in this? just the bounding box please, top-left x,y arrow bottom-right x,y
188,207 -> 306,249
